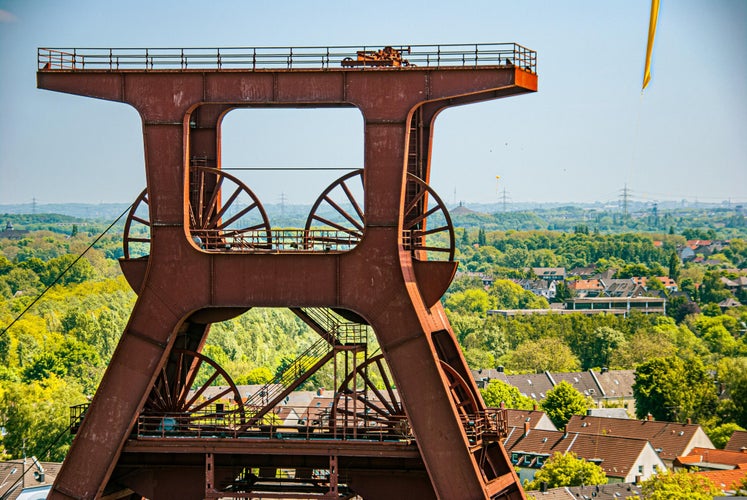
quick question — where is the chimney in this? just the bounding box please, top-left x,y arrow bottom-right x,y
601,367 -> 608,373
317,387 -> 324,396
646,413 -> 653,421
524,421 -> 531,437
686,417 -> 692,424
533,403 -> 538,411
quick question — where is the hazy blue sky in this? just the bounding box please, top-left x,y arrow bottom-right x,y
0,0 -> 745,208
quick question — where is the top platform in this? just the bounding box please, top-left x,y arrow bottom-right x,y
38,43 -> 536,73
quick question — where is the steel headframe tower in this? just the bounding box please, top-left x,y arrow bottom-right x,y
38,44 -> 537,500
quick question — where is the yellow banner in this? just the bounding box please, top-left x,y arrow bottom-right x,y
643,0 -> 660,90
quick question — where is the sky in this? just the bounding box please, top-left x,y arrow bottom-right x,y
0,0 -> 745,209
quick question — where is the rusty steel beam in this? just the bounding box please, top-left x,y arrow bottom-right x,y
39,44 -> 536,500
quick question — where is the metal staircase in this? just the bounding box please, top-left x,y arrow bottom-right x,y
241,308 -> 367,426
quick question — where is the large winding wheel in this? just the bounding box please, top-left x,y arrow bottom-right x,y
188,166 -> 272,251
304,169 -> 455,260
329,353 -> 407,436
143,348 -> 245,428
330,354 -> 479,437
123,167 -> 272,257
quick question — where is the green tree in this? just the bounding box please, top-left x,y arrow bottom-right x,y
631,469 -> 722,500
553,281 -> 573,303
668,251 -> 681,282
716,357 -> 747,428
500,338 -> 581,373
236,366 -> 273,385
541,381 -> 592,428
609,330 -> 676,369
0,376 -> 85,461
525,452 -> 606,490
705,422 -> 745,449
490,279 -> 549,310
699,270 -> 732,305
581,326 -> 627,369
480,379 -> 534,409
444,288 -> 493,315
633,356 -> 718,423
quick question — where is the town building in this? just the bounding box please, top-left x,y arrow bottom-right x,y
565,415 -> 715,468
503,427 -> 665,484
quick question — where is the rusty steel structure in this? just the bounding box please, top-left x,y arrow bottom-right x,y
37,43 -> 537,499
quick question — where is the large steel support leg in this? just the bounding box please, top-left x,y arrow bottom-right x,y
49,290 -> 185,499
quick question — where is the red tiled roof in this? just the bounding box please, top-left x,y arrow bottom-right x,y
504,428 -> 657,479
566,415 -> 709,461
678,447 -> 747,467
568,279 -> 603,291
693,468 -> 747,492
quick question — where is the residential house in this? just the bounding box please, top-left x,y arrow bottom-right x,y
517,278 -> 557,300
472,369 -> 637,413
0,460 -> 60,500
456,271 -> 494,288
600,279 -> 648,298
719,297 -> 742,310
548,371 -> 600,400
567,266 -> 597,279
567,279 -> 604,297
726,430 -> 747,452
505,409 -> 557,431
532,267 -> 566,282
504,372 -> 555,403
503,427 -> 665,484
677,245 -> 695,262
673,447 -> 747,471
565,414 -> 715,467
472,367 -> 509,389
632,276 -> 678,293
592,369 -> 637,415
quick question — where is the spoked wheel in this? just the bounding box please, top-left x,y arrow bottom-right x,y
403,175 -> 455,261
189,166 -> 272,251
330,353 -> 409,437
144,348 -> 245,428
122,168 -> 272,256
304,169 -> 455,260
123,189 -> 150,259
303,169 -> 364,251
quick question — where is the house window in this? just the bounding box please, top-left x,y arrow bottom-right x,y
638,465 -> 644,474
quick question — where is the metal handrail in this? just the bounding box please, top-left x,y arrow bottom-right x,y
134,408 -> 412,442
38,43 -> 536,73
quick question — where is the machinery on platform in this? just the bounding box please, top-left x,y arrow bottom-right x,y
341,46 -> 411,67
37,43 -> 537,499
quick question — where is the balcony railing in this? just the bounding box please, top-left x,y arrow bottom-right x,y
38,43 -> 536,73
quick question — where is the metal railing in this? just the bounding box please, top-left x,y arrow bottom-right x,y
38,43 -> 536,73
195,228 -> 360,253
134,409 -> 412,442
460,408 -> 509,445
